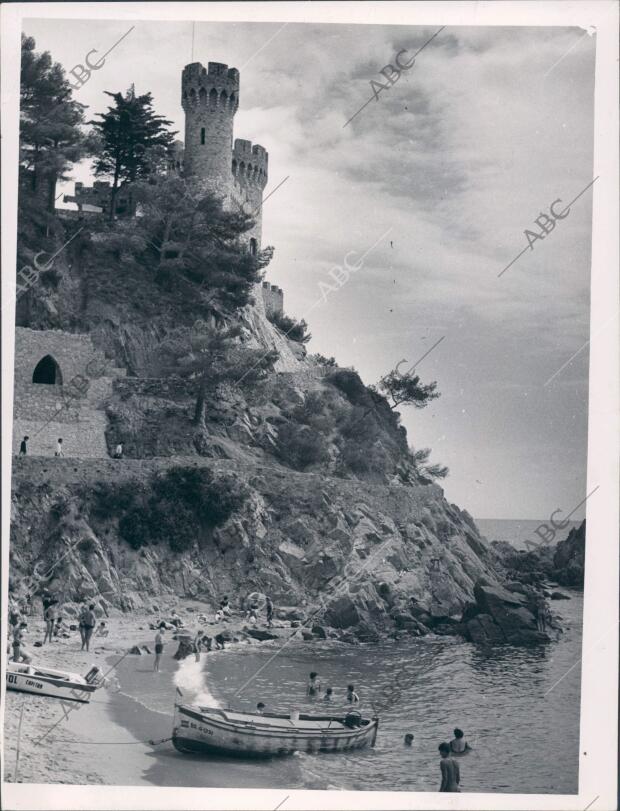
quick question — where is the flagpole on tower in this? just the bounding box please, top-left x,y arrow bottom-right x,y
191,22 -> 195,61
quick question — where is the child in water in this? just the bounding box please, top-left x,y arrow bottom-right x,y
322,687 -> 333,703
404,733 -> 414,746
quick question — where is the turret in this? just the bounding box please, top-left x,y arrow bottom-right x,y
232,139 -> 268,191
181,61 -> 240,195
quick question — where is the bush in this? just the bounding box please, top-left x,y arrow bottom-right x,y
119,509 -> 152,549
275,422 -> 329,470
326,369 -> 368,404
267,311 -> 311,343
91,481 -> 137,518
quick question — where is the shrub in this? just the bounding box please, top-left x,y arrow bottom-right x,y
267,311 -> 311,343
276,422 -> 330,470
119,509 -> 152,550
326,369 -> 368,404
91,481 -> 137,518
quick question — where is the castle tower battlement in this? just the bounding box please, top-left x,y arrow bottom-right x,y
181,61 -> 240,194
232,139 -> 268,190
181,60 -> 270,256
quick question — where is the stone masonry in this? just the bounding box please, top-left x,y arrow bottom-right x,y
13,327 -> 125,458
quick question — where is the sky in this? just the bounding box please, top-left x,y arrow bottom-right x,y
22,18 -> 596,519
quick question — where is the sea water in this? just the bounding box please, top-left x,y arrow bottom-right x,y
110,590 -> 582,793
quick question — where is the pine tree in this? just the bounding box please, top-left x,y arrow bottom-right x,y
19,34 -> 92,230
89,88 -> 176,219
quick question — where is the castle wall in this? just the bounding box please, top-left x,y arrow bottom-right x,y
13,327 -> 125,459
261,281 -> 284,318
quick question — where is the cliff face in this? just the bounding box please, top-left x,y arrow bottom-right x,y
10,456 -> 499,641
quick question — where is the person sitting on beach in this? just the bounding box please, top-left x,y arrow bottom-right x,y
306,671 -> 321,699
322,687 -> 333,703
256,702 -> 266,715
438,742 -> 460,792
404,733 -> 414,746
346,684 -> 360,704
95,621 -> 109,637
214,633 -> 226,650
215,609 -> 224,622
450,728 -> 471,753
154,623 -> 166,671
220,597 -> 232,617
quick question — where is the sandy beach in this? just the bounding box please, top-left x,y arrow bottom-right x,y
3,598 -> 264,786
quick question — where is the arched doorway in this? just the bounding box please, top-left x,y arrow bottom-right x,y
32,355 -> 63,385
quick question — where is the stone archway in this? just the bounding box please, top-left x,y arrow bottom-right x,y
32,354 -> 63,385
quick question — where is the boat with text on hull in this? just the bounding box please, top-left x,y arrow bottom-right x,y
172,702 -> 379,758
6,661 -> 103,703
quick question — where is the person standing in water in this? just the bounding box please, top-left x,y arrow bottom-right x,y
154,623 -> 165,671
438,742 -> 460,792
306,671 -> 321,699
450,728 -> 471,753
81,604 -> 97,652
346,684 -> 360,704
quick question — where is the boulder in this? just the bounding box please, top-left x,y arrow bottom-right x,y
311,625 -> 327,639
173,637 -> 194,660
550,591 -> 570,600
246,628 -> 279,641
301,630 -> 314,641
128,645 -> 142,655
323,595 -> 361,629
466,614 -> 505,644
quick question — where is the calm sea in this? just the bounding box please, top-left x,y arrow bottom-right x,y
476,518 -> 581,550
110,588 -> 583,794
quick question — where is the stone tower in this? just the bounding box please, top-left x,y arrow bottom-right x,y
181,61 -> 239,196
181,61 -> 268,252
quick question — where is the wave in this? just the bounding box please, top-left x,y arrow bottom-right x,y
174,654 -> 221,707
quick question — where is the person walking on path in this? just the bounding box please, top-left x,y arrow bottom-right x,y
81,604 -> 97,652
113,442 -> 123,459
55,438 -> 64,457
438,742 -> 461,792
19,436 -> 29,456
154,623 -> 166,671
265,596 -> 274,628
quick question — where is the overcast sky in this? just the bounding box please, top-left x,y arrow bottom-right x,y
23,18 -> 596,520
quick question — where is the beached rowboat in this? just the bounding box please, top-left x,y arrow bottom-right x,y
6,661 -> 102,703
172,703 -> 379,758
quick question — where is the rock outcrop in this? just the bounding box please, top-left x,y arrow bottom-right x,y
462,580 -> 551,646
552,521 -> 586,588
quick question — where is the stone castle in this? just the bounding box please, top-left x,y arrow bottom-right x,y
14,60 -> 290,458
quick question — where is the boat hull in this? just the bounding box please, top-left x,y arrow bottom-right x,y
173,704 -> 379,758
6,664 -> 98,703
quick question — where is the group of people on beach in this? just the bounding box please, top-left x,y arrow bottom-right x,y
7,590 -> 108,664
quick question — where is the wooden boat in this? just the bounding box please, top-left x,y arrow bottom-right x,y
6,661 -> 102,703
172,702 -> 379,758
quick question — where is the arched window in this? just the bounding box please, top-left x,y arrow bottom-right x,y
220,90 -> 228,105
229,93 -> 236,109
199,86 -> 207,103
200,127 -> 206,145
232,159 -> 237,176
249,238 -> 257,257
209,88 -> 218,109
189,88 -> 196,104
32,355 -> 63,385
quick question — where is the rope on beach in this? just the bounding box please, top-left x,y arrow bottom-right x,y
48,736 -> 173,746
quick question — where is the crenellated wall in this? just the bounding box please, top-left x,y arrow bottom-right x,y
260,281 -> 284,318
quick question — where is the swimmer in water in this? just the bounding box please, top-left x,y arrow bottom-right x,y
322,687 -> 333,703
306,671 -> 321,699
438,742 -> 460,792
449,727 -> 471,753
404,733 -> 414,746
